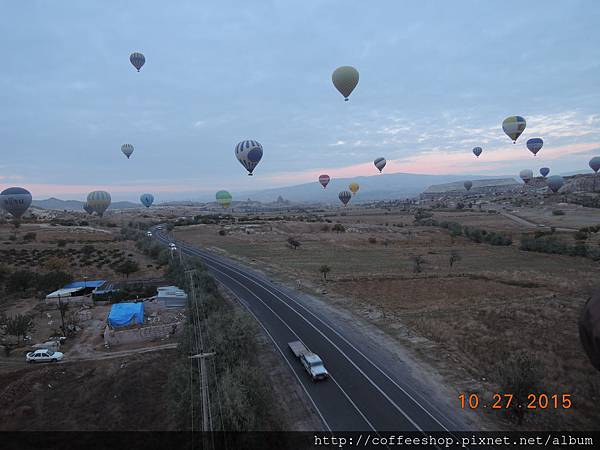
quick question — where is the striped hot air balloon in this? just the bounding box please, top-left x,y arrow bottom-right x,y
235,140 -> 263,176
374,157 -> 386,173
87,191 -> 111,217
318,174 -> 330,188
502,116 -> 526,143
338,191 -> 352,206
129,52 -> 145,71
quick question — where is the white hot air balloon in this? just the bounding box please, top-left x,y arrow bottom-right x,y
235,140 -> 263,176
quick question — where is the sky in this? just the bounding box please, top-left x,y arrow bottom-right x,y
1,0 -> 599,201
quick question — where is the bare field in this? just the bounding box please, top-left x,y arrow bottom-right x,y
174,208 -> 600,430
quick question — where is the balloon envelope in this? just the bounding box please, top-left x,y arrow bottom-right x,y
472,147 -> 482,158
338,191 -> 352,206
216,190 -> 232,208
129,52 -> 145,71
332,66 -> 359,101
140,193 -> 154,208
349,182 -> 359,194
526,138 -> 543,156
87,191 -> 111,217
590,156 -> 600,173
464,181 -> 473,191
579,292 -> 600,372
0,187 -> 32,219
502,116 -> 526,143
546,175 -> 564,193
235,140 -> 263,175
539,167 -> 550,177
121,144 -> 134,159
374,157 -> 386,173
519,169 -> 533,183
318,174 -> 330,188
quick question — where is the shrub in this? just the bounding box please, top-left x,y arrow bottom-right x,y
368,237 -> 377,244
552,210 -> 565,216
22,232 -> 36,242
332,224 -> 345,233
57,239 -> 68,247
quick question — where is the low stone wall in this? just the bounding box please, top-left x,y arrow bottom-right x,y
103,321 -> 183,346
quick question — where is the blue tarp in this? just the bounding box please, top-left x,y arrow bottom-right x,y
63,280 -> 105,289
108,302 -> 144,327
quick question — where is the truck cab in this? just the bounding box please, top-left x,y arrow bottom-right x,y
288,340 -> 329,382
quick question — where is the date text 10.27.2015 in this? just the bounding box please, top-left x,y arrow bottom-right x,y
459,393 -> 572,410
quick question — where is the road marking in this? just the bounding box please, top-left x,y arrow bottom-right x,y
171,237 -> 423,432
209,264 -> 377,432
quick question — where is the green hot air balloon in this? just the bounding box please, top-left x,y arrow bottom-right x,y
216,190 -> 232,209
332,66 -> 359,101
502,116 -> 527,143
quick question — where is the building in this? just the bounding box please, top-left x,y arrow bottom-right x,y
45,280 -> 105,305
156,286 -> 188,308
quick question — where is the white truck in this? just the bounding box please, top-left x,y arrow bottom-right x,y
288,341 -> 329,382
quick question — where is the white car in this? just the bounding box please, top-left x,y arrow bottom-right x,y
26,349 -> 64,363
146,231 -> 152,237
169,242 -> 176,250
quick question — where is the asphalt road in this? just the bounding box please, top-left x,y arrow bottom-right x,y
153,227 -> 466,433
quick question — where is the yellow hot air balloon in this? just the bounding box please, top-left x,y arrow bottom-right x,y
349,182 -> 359,195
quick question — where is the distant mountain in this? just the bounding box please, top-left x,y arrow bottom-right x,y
424,178 -> 519,194
32,197 -> 140,211
237,172 -> 515,203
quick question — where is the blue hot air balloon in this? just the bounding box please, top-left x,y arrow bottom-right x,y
539,167 -> 550,177
235,140 -> 263,175
0,187 -> 32,219
547,175 -> 564,193
140,193 -> 154,208
526,138 -> 544,156
472,147 -> 483,158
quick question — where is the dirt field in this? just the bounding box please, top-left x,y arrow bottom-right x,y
0,349 -> 179,430
174,207 -> 600,431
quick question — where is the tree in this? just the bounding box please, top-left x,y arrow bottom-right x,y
319,265 -> 331,280
287,237 -> 301,250
412,255 -> 424,274
115,260 -> 140,278
332,223 -> 345,233
449,250 -> 461,268
5,314 -> 34,343
81,244 -> 96,257
44,256 -> 71,272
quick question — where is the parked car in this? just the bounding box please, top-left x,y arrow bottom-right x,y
26,349 -> 64,363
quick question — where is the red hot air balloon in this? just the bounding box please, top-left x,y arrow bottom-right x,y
319,174 -> 330,188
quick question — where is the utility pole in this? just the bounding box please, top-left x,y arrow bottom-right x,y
189,351 -> 215,432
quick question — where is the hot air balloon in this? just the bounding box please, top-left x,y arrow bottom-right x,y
464,181 -> 473,191
502,116 -> 526,143
374,157 -> 386,173
589,157 -> 600,173
579,292 -> 600,372
472,147 -> 482,158
349,182 -> 359,195
338,191 -> 352,206
318,174 -> 330,188
332,66 -> 359,101
526,138 -> 543,156
129,52 -> 145,71
83,202 -> 94,215
121,144 -> 134,159
140,193 -> 154,208
546,175 -> 564,193
0,187 -> 32,219
216,190 -> 232,209
235,140 -> 263,176
87,191 -> 111,217
539,167 -> 550,177
519,169 -> 533,184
